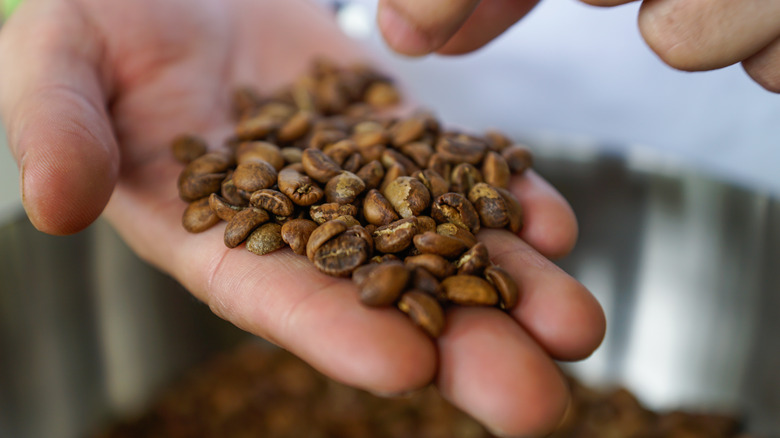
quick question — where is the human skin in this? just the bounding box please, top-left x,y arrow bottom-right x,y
0,0 -> 605,435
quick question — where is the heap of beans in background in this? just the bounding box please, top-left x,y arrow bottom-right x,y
175,60 -> 534,338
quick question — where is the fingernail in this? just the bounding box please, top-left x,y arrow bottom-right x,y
377,4 -> 432,56
370,384 -> 430,399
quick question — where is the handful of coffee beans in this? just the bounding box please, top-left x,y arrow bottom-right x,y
175,59 -> 535,338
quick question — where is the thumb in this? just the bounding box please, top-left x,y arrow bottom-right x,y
0,0 -> 118,235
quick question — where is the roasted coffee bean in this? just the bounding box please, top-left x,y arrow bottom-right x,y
404,254 -> 455,279
323,139 -> 358,166
381,149 -> 420,175
220,171 -> 248,206
414,169 -> 449,199
233,160 -> 278,193
277,168 -> 325,206
236,141 -> 285,170
410,266 -> 442,297
281,218 -> 319,255
334,215 -> 361,228
427,153 -> 451,182
178,172 -> 227,202
363,81 -> 400,107
398,290 -> 445,338
351,263 -> 377,286
413,231 -> 469,259
435,223 -> 479,248
414,216 -> 437,234
302,148 -> 342,183
400,141 -> 434,169
352,122 -> 387,148
484,265 -> 519,309
430,192 -> 481,233
496,187 -> 524,234
172,134 -> 208,164
502,144 -> 533,174
308,128 -> 347,150
357,261 -> 410,306
235,113 -> 277,140
390,117 -> 426,146
306,219 -> 348,261
280,147 -> 303,164
224,207 -> 270,248
455,242 -> 490,275
370,254 -> 399,264
484,130 -> 512,151
482,151 -> 511,189
383,176 -> 431,219
246,222 -> 285,255
468,183 -> 509,228
313,228 -> 371,277
379,163 -> 407,193
182,197 -> 220,233
355,160 -> 385,190
208,193 -> 244,222
341,153 -> 363,173
309,203 -> 358,225
372,217 -> 418,253
250,189 -> 295,217
277,110 -> 314,143
441,275 -> 499,306
435,134 -> 486,165
325,171 -> 366,204
231,86 -> 261,119
362,189 -> 399,226
449,163 -> 483,195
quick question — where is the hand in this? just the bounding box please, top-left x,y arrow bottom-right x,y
0,0 -> 605,435
377,0 -> 780,93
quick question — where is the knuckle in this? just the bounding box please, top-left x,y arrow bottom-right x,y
638,2 -> 715,71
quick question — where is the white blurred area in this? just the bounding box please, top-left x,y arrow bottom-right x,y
329,0 -> 780,196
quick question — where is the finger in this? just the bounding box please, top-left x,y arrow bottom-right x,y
638,0 -> 780,71
377,0 -> 481,56
0,0 -> 119,235
437,307 -> 570,437
436,0 -> 541,55
480,229 -> 606,361
743,35 -> 780,93
104,164 -> 437,395
579,0 -> 638,6
511,170 -> 579,260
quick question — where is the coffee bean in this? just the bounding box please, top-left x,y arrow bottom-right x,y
209,193 -> 244,222
449,163 -> 482,195
182,197 -> 220,233
357,261 -> 410,306
277,168 -> 325,206
231,86 -> 261,120
341,153 -> 363,174
325,171 -> 366,204
468,183 -> 509,228
502,144 -> 533,174
383,176 -> 431,219
435,223 -> 479,248
482,151 -> 511,189
364,81 -> 400,107
172,134 -> 208,164
306,219 -> 348,261
246,222 -> 285,255
399,141 -> 434,169
351,263 -> 377,286
427,153 -> 451,182
381,149 -> 420,176
390,117 -> 426,147
235,113 -> 278,140
280,147 -> 303,164
250,189 -> 295,217
362,189 -> 399,226
308,128 -> 347,150
220,171 -> 249,206
309,203 -> 358,225
277,110 -> 314,143
355,160 -> 385,191
302,148 -> 342,183
370,254 -> 400,264
236,141 -> 285,170
372,217 -> 417,254
414,216 -> 437,234
379,163 -> 407,194
281,218 -> 319,255
178,172 -> 227,202
430,192 -> 481,233
313,227 -> 371,277
233,160 -> 278,193
435,134 -> 486,165
323,139 -> 358,166
224,207 -> 271,248
455,242 -> 490,276
440,275 -> 498,306
412,231 -> 469,259
334,215 -> 362,228
495,187 -> 524,234
398,290 -> 445,338
414,169 -> 449,199
484,130 -> 512,151
410,267 -> 442,297
404,254 -> 455,279
484,265 -> 519,309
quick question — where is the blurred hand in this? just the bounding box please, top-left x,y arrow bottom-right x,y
0,0 -> 604,435
377,0 -> 780,93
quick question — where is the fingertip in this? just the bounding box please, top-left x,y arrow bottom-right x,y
377,1 -> 434,56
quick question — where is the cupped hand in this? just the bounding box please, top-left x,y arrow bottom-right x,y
0,0 -> 605,435
377,0 -> 780,93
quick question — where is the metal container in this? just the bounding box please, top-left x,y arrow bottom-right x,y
1,142 -> 778,438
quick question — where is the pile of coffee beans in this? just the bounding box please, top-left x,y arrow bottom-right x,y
93,341 -> 755,438
175,60 -> 535,337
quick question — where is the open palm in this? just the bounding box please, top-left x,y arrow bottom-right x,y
0,0 -> 605,435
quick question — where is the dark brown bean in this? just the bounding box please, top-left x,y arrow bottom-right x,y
308,128 -> 347,150
398,290 -> 445,338
412,231 -> 469,259
306,220 -> 348,261
280,147 -> 303,164
236,141 -> 285,170
231,86 -> 261,119
484,130 -> 512,151
430,192 -> 481,233
246,222 -> 285,255
414,216 -> 437,234
441,275 -> 498,306
390,117 -> 425,146
172,134 -> 207,164
235,113 -> 277,140
221,171 -> 248,206
324,171 -> 366,204
232,160 -> 278,193
182,197 -> 220,233
277,168 -> 324,206
362,189 -> 399,226
323,139 -> 358,166
414,169 -> 449,199
435,134 -> 486,165
410,267 -> 442,297
382,176 -> 431,219
372,217 -> 418,254
302,148 -> 342,183
363,81 -> 400,107
484,265 -> 520,309
435,223 -> 479,248
355,160 -> 385,190
482,151 -> 511,189
381,149 -> 420,175
502,144 -> 533,174
378,163 -> 406,194
276,110 -> 314,143
341,153 -> 363,173
449,163 -> 483,195
427,153 -> 451,182
358,261 -> 410,306
208,193 -> 244,222
351,263 -> 377,286
280,218 -> 319,255
404,254 -> 455,279
468,183 -> 509,228
313,230 -> 371,277
399,141 -> 434,168
309,203 -> 358,225
224,207 -> 270,248
495,187 -> 524,234
250,189 -> 295,217
178,172 -> 227,202
455,242 -> 490,276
